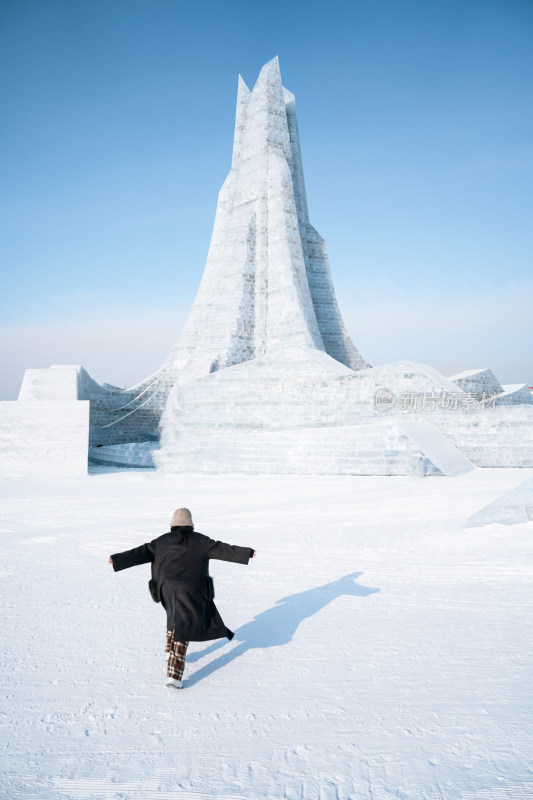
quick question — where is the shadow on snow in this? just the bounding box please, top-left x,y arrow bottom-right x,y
185,571 -> 379,686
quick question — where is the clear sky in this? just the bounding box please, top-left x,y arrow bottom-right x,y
1,0 -> 532,398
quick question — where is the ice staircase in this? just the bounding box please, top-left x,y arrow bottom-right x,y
156,421 -> 473,476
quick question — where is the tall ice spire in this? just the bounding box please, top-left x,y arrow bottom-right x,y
162,55 -> 367,385
87,57 -> 368,447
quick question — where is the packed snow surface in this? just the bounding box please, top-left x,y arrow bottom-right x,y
1,467 -> 533,800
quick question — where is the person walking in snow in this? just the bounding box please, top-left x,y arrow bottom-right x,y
109,508 -> 255,689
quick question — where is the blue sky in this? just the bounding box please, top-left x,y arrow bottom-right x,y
1,0 -> 532,397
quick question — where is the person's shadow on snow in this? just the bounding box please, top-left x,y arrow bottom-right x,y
185,571 -> 379,686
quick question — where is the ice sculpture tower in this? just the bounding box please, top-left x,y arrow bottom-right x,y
73,56 -> 368,453
162,57 -> 367,385
4,57 -> 531,477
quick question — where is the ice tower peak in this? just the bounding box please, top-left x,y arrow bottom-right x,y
237,73 -> 249,92
253,55 -> 281,88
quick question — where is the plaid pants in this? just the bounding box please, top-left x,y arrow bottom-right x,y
165,630 -> 189,681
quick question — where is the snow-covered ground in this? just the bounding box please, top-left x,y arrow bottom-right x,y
1,467 -> 532,800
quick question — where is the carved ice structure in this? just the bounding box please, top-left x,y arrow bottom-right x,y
467,478 -> 533,526
2,57 -> 532,477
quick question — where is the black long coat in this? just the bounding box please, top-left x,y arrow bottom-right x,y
111,526 -> 254,642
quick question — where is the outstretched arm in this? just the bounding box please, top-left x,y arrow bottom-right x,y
206,539 -> 256,564
109,541 -> 156,572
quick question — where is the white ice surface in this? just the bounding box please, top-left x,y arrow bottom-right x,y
1,468 -> 533,800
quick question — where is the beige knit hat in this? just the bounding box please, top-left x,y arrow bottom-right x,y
171,507 -> 193,528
